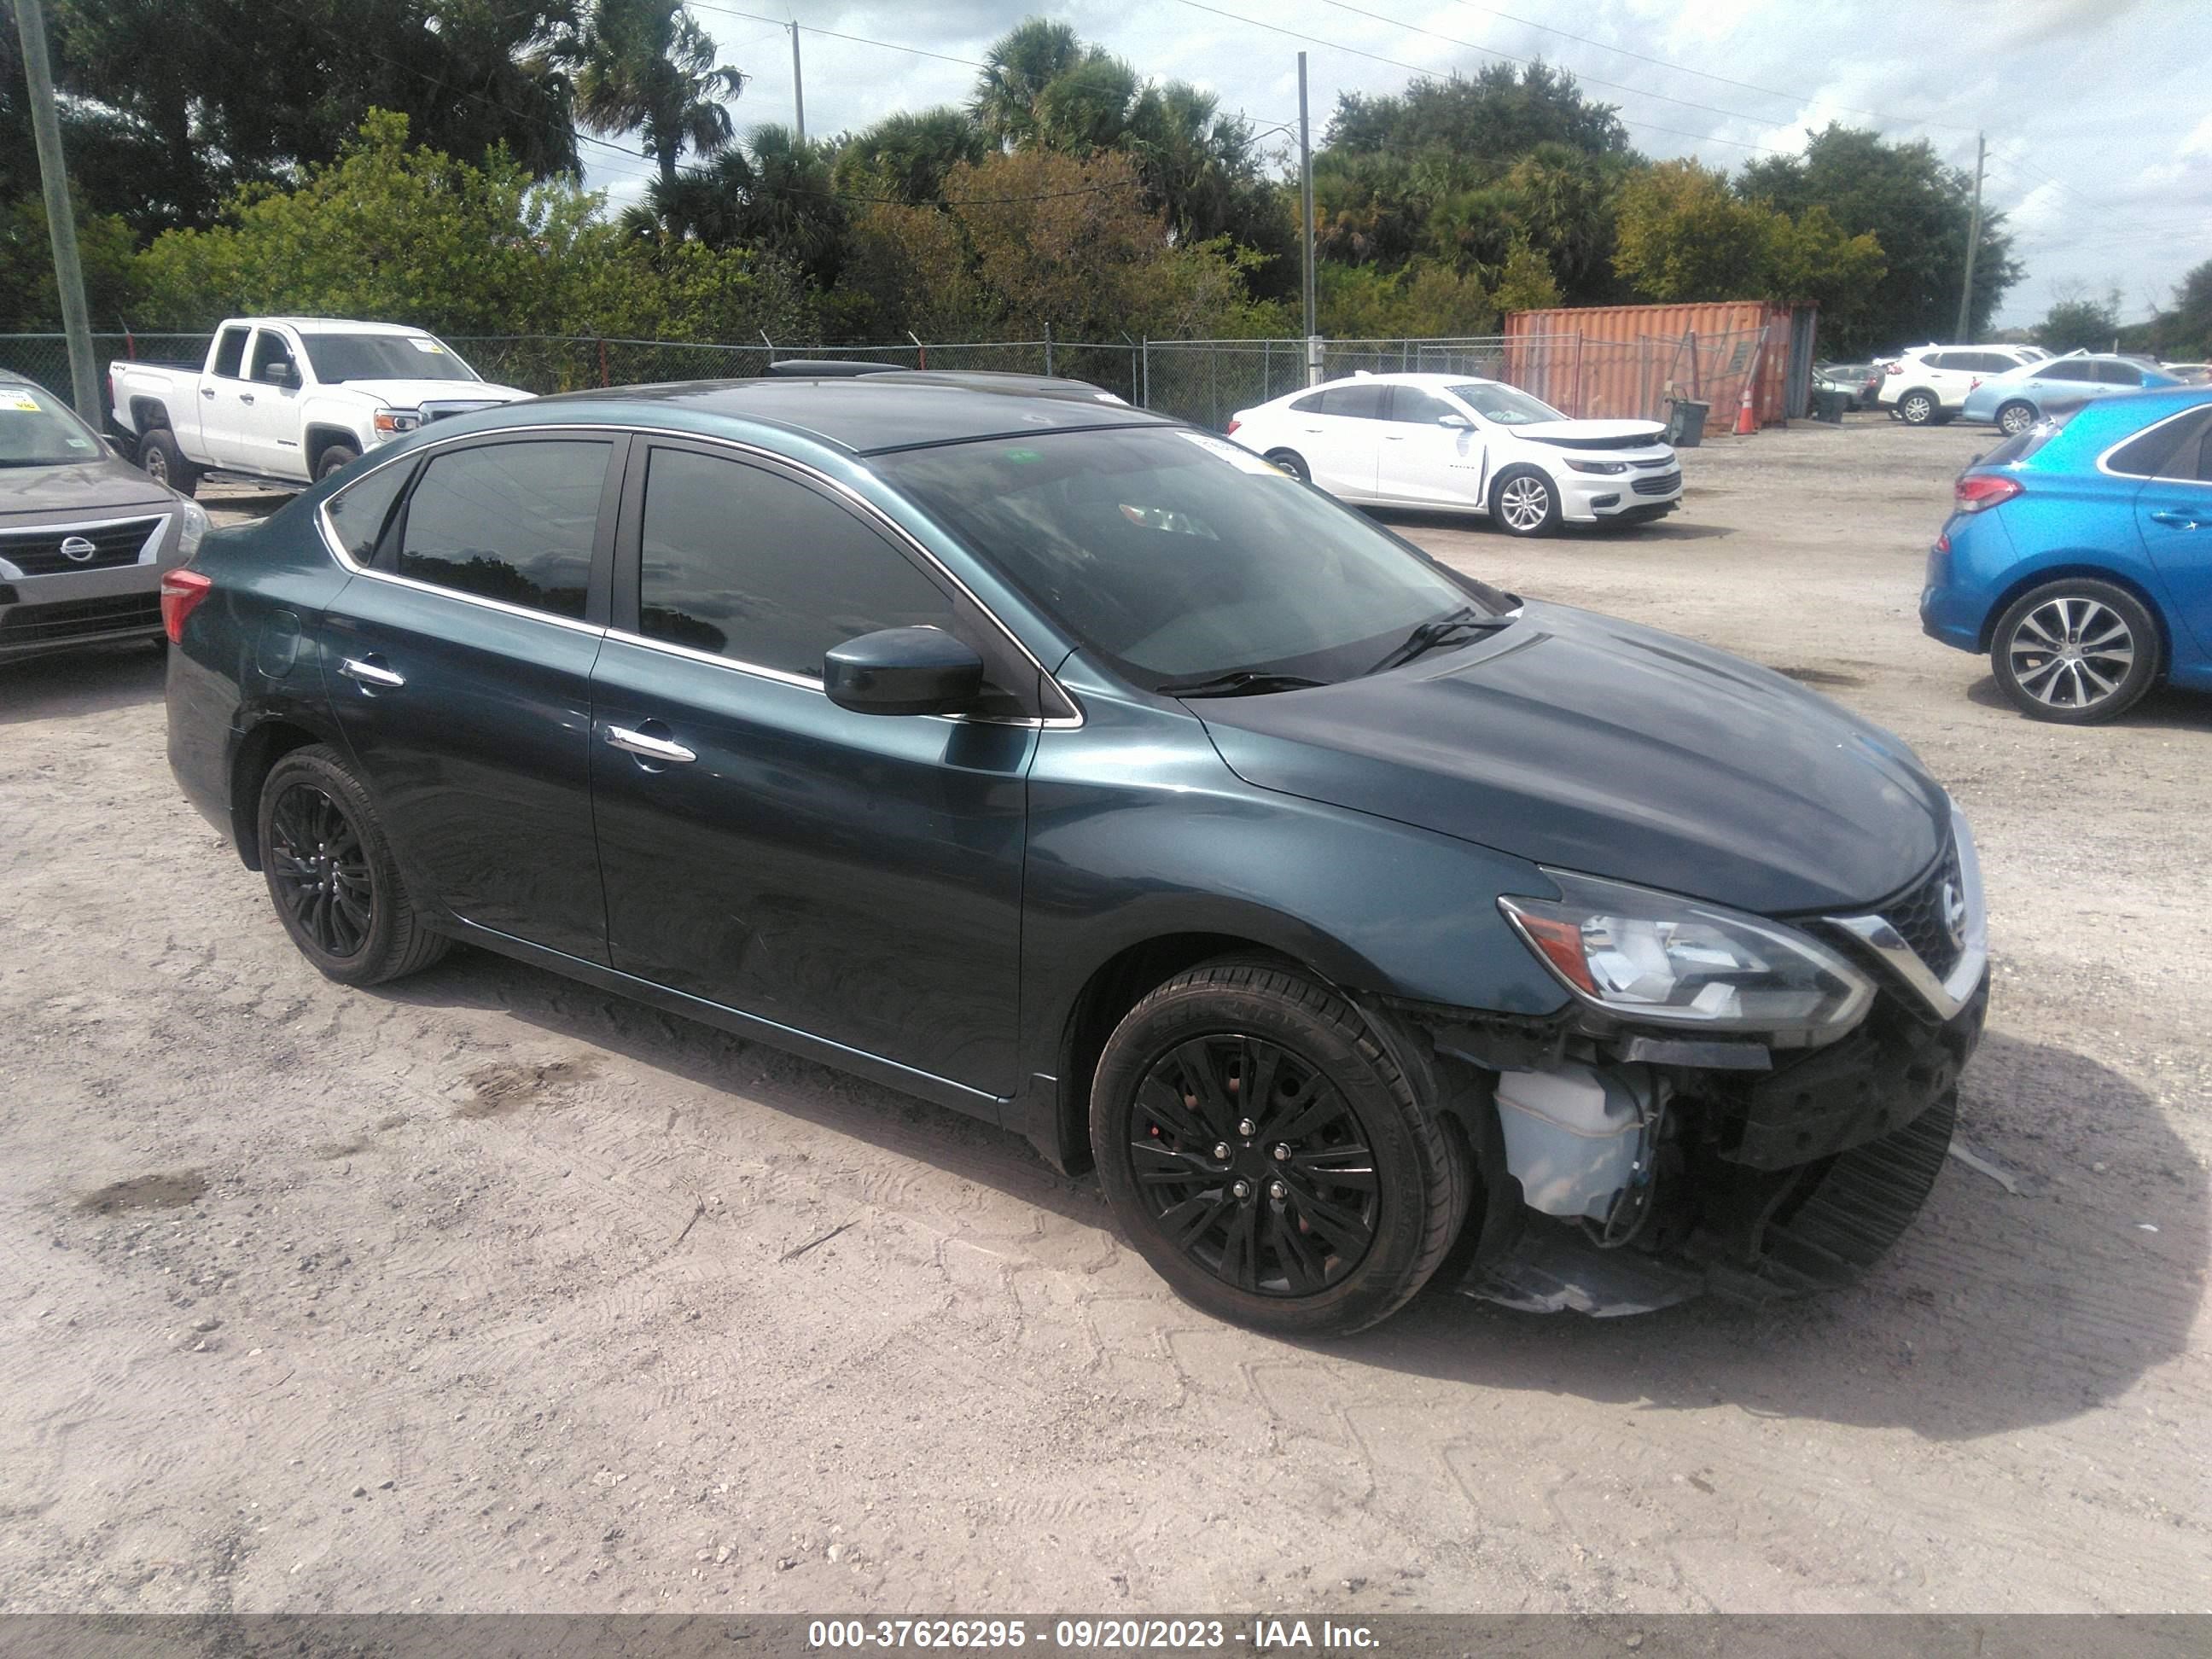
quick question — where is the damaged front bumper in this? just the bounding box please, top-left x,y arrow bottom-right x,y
1394,971 -> 1990,1314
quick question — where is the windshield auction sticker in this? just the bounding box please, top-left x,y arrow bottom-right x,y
1179,430 -> 1290,475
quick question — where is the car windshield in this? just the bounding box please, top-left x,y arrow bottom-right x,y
1446,382 -> 1563,426
876,427 -> 1511,689
0,381 -> 106,467
300,334 -> 482,384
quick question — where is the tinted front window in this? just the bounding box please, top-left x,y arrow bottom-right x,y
877,428 -> 1505,687
398,440 -> 608,619
0,381 -> 106,465
1388,387 -> 1461,424
303,334 -> 481,384
1321,384 -> 1390,419
637,447 -> 953,674
249,330 -> 297,382
1447,382 -> 1564,424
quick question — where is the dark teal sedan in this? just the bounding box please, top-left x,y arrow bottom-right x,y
164,375 -> 1988,1332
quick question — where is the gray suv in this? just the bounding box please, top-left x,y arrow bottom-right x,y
0,372 -> 207,664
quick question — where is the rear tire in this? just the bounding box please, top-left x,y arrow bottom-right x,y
1264,448 -> 1311,483
257,744 -> 451,986
1896,389 -> 1938,427
1091,958 -> 1469,1337
137,428 -> 200,498
1989,579 -> 2159,725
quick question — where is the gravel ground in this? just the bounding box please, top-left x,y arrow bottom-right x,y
1,416 -> 2205,1615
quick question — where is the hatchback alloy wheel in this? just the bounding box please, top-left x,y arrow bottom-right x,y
1130,1033 -> 1379,1296
268,782 -> 373,958
1991,579 -> 2160,725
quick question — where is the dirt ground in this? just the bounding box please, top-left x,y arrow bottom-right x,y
1,415 -> 2205,1615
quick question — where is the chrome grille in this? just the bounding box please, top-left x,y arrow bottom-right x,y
0,516 -> 162,576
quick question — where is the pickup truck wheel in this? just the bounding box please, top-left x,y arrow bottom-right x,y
1091,959 -> 1468,1336
137,428 -> 200,498
316,445 -> 361,481
258,745 -> 451,987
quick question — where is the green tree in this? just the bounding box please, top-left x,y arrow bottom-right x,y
834,108 -> 989,207
637,125 -> 847,289
43,0 -> 582,234
969,19 -> 1091,151
1327,62 -> 1631,162
1611,160 -> 1773,301
1738,125 -> 2018,354
565,0 -> 745,189
2154,259 -> 2212,359
1760,204 -> 1887,322
2035,288 -> 2121,352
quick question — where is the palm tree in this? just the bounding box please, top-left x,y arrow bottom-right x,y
568,0 -> 748,189
969,19 -> 1088,150
835,108 -> 989,207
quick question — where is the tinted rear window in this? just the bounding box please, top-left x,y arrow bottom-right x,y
2105,408 -> 2211,478
1976,409 -> 2077,468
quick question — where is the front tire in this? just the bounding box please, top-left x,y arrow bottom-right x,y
1091,960 -> 1468,1337
1997,401 -> 2037,437
1896,389 -> 1938,427
1989,579 -> 2159,725
316,445 -> 361,481
1264,448 -> 1311,483
257,745 -> 451,986
1489,465 -> 1562,537
137,428 -> 201,498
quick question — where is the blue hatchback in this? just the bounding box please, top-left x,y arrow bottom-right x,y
1921,387 -> 2212,722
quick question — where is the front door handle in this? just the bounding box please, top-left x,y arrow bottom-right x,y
2149,509 -> 2203,529
603,722 -> 696,765
338,655 -> 405,689
239,393 -> 255,405
201,387 -> 216,399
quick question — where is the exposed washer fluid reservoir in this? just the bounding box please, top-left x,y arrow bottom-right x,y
1493,1063 -> 1655,1220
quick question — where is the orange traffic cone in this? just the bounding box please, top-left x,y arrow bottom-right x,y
1733,378 -> 1757,436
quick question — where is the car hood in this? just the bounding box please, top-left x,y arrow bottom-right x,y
1186,602 -> 1949,916
323,379 -> 532,408
1511,418 -> 1669,451
0,455 -> 176,521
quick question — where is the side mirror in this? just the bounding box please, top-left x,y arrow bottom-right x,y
1438,413 -> 1473,430
824,626 -> 983,716
259,361 -> 298,387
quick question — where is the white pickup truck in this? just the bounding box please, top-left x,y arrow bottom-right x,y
108,317 -> 533,496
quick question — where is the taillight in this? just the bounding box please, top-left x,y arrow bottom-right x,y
1953,474 -> 2023,515
1225,418 -> 1241,435
1969,377 -> 1981,391
160,568 -> 213,642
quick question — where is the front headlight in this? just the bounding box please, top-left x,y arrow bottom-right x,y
1499,871 -> 1874,1040
370,408 -> 422,439
1563,458 -> 1628,474
176,498 -> 209,560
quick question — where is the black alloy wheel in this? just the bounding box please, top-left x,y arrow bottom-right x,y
266,780 -> 374,959
1091,959 -> 1468,1336
1129,1033 -> 1379,1296
256,744 -> 451,985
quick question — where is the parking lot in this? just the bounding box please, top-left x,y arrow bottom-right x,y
1,414 -> 2204,1614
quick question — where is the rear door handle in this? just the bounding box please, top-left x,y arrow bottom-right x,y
603,722 -> 696,765
200,387 -> 216,399
338,655 -> 405,689
2149,509 -> 2203,529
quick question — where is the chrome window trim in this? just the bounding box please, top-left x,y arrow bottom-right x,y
2095,404 -> 2212,481
0,511 -> 172,579
315,419 -> 1084,725
1823,806 -> 1988,1022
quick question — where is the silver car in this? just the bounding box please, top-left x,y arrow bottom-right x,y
1,372 -> 207,665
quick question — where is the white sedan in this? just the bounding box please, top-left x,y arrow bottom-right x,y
1225,371 -> 1682,536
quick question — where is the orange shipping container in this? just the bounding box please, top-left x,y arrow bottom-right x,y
1503,300 -> 1810,428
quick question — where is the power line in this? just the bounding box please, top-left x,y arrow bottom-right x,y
688,3 -> 987,70
1165,0 -> 1799,155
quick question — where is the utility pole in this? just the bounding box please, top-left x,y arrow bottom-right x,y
13,0 -> 99,424
789,20 -> 805,143
1298,52 -> 1318,386
1955,131 -> 1985,344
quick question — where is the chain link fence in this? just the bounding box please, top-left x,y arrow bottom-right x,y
0,327 -> 1768,436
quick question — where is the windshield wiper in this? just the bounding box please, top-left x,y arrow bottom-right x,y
1157,669 -> 1330,699
1366,606 -> 1513,674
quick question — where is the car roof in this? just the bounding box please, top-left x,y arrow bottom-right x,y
1288,371 -> 1499,393
242,318 -> 437,336
522,376 -> 1173,455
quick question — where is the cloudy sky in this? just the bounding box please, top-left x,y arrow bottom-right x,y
579,0 -> 2212,332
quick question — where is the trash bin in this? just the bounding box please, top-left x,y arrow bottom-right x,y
1811,387 -> 1850,424
1665,398 -> 1709,447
